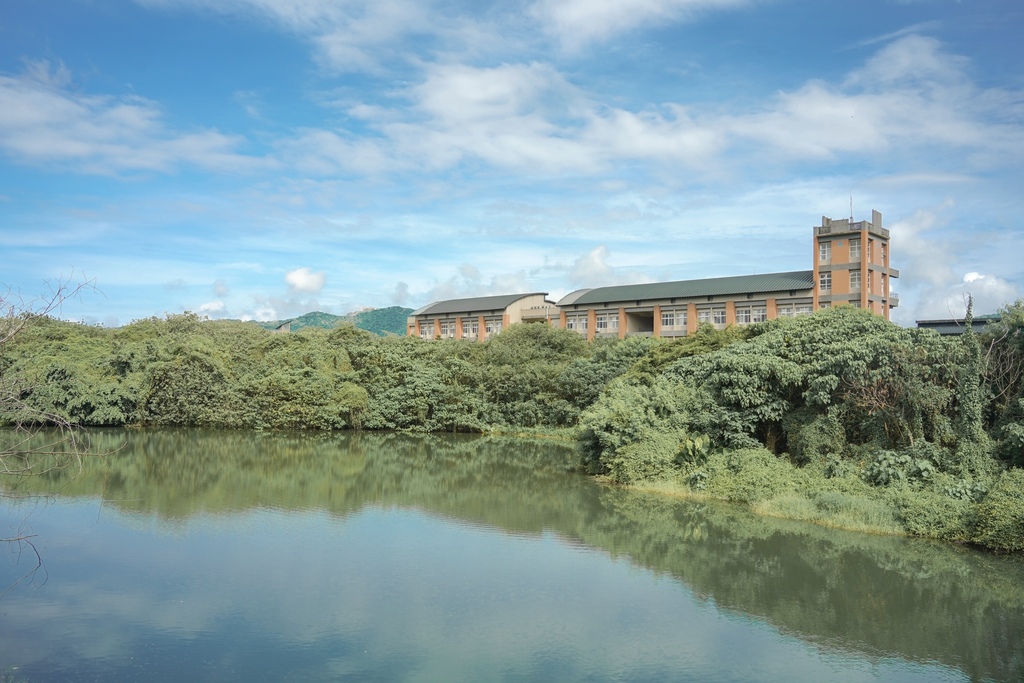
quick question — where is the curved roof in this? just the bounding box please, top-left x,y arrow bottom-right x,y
411,292 -> 550,317
554,288 -> 594,307
569,270 -> 815,306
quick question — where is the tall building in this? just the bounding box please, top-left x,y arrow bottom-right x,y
408,211 -> 898,340
812,209 -> 898,320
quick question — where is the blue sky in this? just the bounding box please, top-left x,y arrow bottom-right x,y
1,0 -> 1022,327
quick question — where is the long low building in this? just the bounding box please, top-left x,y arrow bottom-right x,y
407,292 -> 556,340
408,211 -> 899,341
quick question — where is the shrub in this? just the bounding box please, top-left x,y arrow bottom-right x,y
701,448 -> 795,503
863,450 -> 912,486
605,431 -> 680,484
890,486 -> 973,541
998,417 -> 1024,467
971,468 -> 1024,552
783,407 -> 846,464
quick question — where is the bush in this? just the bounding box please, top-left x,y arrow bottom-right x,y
699,448 -> 795,503
604,431 -> 680,484
863,450 -> 912,486
971,468 -> 1024,552
890,486 -> 973,541
783,407 -> 846,464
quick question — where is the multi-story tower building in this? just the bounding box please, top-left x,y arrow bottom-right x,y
812,209 -> 899,320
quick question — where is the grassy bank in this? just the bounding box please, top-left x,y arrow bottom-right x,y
615,447 -> 1024,551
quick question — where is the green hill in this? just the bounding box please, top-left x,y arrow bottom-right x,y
256,307 -> 411,336
349,306 -> 413,336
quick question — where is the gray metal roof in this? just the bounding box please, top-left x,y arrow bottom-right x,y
554,289 -> 594,307
916,315 -> 1000,335
411,292 -> 550,317
568,271 -> 815,306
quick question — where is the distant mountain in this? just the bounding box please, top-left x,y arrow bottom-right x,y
348,306 -> 413,336
255,306 -> 412,336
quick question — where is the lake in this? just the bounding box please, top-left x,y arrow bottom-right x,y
2,429 -> 1023,682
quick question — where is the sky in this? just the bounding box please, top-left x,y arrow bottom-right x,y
1,0 -> 1022,327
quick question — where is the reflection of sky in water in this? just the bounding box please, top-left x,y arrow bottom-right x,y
1,500 -> 965,683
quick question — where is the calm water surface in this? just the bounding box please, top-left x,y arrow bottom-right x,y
1,430 -> 1022,682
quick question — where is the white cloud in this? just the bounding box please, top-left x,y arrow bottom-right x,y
197,300 -> 226,314
412,263 -> 535,305
734,36 -> 1024,166
888,203 -> 1020,325
392,281 -> 411,306
136,0 -> 452,73
944,274 -> 1018,319
0,60 -> 265,175
568,245 -> 653,288
530,0 -> 748,51
285,267 -> 326,293
277,35 -> 1023,183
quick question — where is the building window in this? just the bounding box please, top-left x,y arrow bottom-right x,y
819,272 -> 831,293
795,304 -> 813,316
566,315 -> 587,332
850,238 -> 861,260
752,307 -> 767,322
736,307 -> 751,324
777,304 -> 793,318
662,309 -> 686,329
881,242 -> 887,263
440,321 -> 455,338
595,314 -> 619,332
713,309 -> 726,325
698,309 -> 712,324
462,320 -> 479,338
486,319 -> 502,336
819,302 -> 831,309
818,241 -> 831,263
867,240 -> 873,263
850,270 -> 861,291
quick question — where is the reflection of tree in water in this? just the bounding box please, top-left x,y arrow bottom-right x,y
5,428 -> 1024,681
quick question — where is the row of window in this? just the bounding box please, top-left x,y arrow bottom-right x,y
777,303 -> 814,317
697,308 -> 727,325
735,306 -> 768,324
571,305 -> 798,333
819,270 -> 889,293
418,319 -> 502,339
819,238 -> 888,265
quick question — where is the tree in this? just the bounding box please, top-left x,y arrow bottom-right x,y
1,276 -> 97,584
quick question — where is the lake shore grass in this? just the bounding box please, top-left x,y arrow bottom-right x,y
606,448 -> 1024,550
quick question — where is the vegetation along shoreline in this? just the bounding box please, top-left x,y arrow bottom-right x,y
2,299 -> 1023,554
